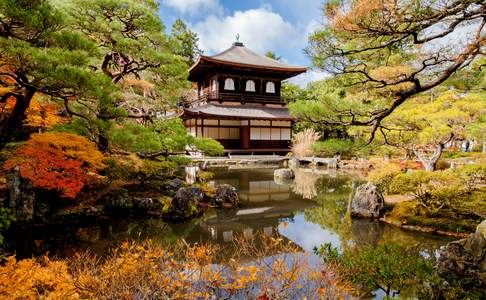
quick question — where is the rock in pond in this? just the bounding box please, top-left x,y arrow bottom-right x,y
350,183 -> 384,219
288,158 -> 300,169
101,188 -> 133,212
214,184 -> 239,208
274,168 -> 295,180
6,166 -> 54,223
163,187 -> 205,222
132,197 -> 155,210
436,219 -> 486,285
164,178 -> 185,193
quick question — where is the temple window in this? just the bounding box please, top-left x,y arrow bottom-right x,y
224,78 -> 235,90
265,81 -> 275,93
245,80 -> 256,92
211,79 -> 217,91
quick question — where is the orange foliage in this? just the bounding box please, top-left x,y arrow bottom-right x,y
2,94 -> 66,128
0,256 -> 78,299
332,0 -> 394,32
3,132 -> 106,198
0,235 -> 350,299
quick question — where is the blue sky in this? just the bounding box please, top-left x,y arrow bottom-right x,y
158,0 -> 328,86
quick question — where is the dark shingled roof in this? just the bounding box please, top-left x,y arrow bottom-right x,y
188,42 -> 307,81
184,103 -> 294,120
207,44 -> 305,70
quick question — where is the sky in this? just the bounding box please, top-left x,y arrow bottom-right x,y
158,0 -> 328,86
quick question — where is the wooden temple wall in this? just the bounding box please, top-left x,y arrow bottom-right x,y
184,118 -> 292,150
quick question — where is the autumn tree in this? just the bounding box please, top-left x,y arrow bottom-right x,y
3,132 -> 106,198
303,0 -> 485,141
364,90 -> 486,170
0,0 -> 113,150
171,18 -> 203,65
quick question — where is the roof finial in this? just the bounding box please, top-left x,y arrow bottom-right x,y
233,33 -> 244,47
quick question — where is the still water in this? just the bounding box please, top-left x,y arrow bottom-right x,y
9,167 -> 453,259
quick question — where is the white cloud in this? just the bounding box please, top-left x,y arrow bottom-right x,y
162,0 -> 221,15
288,70 -> 329,87
193,6 -> 299,54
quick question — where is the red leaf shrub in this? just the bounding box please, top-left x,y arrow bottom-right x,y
3,132 -> 106,198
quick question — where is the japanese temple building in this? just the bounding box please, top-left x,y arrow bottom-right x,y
182,41 -> 306,154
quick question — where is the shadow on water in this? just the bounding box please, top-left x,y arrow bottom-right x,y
7,167 -> 454,261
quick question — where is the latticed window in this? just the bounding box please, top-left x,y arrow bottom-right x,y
266,81 -> 275,93
245,80 -> 256,92
224,78 -> 235,90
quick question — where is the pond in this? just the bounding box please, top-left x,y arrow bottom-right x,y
8,167 -> 453,260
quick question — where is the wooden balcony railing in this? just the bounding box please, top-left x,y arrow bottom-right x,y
199,91 -> 283,104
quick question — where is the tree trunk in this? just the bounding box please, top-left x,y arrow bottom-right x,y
414,144 -> 444,171
97,133 -> 110,153
0,87 -> 36,150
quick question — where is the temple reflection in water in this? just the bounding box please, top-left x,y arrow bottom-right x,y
198,167 -> 317,243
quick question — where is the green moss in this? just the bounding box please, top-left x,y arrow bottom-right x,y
385,194 -> 483,234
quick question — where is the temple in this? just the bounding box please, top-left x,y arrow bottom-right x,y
182,41 -> 306,154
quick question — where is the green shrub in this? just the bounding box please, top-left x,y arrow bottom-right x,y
314,243 -> 434,297
390,171 -> 464,213
193,138 -> 224,156
197,171 -> 214,183
167,155 -> 191,166
104,157 -> 137,182
311,138 -> 355,158
137,159 -> 176,185
455,164 -> 486,190
367,163 -> 403,194
103,156 -> 176,185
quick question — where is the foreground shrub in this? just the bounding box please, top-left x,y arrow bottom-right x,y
312,138 -> 355,158
0,235 -> 347,299
3,132 -> 106,198
315,243 -> 434,298
367,162 -> 403,194
292,128 -> 320,157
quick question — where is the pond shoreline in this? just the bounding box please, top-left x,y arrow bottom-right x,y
379,216 -> 470,238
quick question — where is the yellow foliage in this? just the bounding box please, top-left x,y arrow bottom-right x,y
0,234 -> 351,299
0,256 -> 79,299
332,0 -> 394,32
2,94 -> 67,128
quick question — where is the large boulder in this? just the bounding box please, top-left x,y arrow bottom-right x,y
214,184 -> 239,208
274,168 -> 295,180
163,187 -> 204,222
132,197 -> 155,210
164,178 -> 185,194
5,167 -> 58,223
436,219 -> 486,286
350,183 -> 384,219
101,188 -> 133,212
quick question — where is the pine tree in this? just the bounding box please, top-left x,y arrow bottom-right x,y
171,19 -> 203,65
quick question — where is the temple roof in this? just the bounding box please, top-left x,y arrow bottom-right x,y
183,103 -> 295,120
188,42 -> 307,81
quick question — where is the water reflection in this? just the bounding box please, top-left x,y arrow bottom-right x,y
8,167 -> 454,259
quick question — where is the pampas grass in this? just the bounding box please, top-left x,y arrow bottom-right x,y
291,128 -> 321,157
